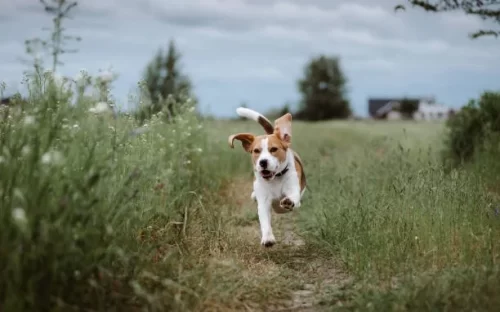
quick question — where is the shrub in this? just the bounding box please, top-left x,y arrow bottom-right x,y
442,91 -> 500,166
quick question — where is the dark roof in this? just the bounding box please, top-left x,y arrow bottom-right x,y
1,96 -> 29,107
1,97 -> 12,105
368,97 -> 421,117
368,98 -> 396,116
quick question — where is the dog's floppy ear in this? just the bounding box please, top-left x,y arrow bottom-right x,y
228,133 -> 255,152
274,113 -> 292,144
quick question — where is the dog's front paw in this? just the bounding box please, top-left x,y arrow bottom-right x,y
279,197 -> 295,212
261,233 -> 276,247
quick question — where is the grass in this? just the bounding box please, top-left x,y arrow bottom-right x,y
1,71 -> 500,312
290,120 -> 500,310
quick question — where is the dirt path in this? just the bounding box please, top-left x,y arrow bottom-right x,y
216,177 -> 351,311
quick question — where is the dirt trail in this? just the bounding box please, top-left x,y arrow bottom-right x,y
220,177 -> 351,311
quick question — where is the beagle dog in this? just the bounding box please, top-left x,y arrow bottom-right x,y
228,107 -> 306,247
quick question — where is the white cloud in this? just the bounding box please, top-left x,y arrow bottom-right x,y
336,2 -> 390,21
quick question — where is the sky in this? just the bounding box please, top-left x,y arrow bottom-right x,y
0,0 -> 499,118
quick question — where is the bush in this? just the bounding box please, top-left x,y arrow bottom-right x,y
0,69 -> 228,311
442,91 -> 500,166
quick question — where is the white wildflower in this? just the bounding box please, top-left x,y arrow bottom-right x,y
0,156 -> 5,164
72,124 -> 79,129
34,52 -> 43,62
106,225 -> 113,235
195,147 -> 203,153
99,70 -> 113,83
169,143 -> 174,148
188,106 -> 195,113
12,207 -> 27,224
184,160 -> 191,165
89,102 -> 110,114
75,68 -> 88,82
23,115 -> 35,126
129,126 -> 148,137
41,150 -> 64,165
52,72 -> 64,87
197,124 -> 203,130
21,145 -> 31,156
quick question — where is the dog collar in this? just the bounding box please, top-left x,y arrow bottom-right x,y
275,165 -> 289,177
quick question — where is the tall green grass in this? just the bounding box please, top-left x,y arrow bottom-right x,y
0,70 -> 246,311
294,121 -> 500,311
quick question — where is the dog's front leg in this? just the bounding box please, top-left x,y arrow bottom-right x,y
280,176 -> 302,211
255,195 -> 275,247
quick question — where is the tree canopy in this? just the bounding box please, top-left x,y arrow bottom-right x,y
138,39 -> 196,122
296,55 -> 351,121
395,0 -> 500,39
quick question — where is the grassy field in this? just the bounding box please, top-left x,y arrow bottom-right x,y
1,78 -> 500,311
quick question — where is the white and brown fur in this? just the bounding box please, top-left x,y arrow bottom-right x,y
228,107 -> 306,247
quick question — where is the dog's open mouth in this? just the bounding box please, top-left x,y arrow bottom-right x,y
260,170 -> 275,179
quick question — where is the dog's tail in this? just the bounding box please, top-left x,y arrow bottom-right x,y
236,107 -> 274,134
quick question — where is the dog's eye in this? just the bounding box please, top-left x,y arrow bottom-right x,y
253,148 -> 261,154
269,147 -> 278,153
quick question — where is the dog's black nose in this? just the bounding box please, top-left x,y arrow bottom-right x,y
259,159 -> 268,168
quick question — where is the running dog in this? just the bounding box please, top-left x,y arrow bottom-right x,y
228,107 -> 306,247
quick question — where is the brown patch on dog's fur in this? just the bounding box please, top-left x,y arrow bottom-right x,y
228,133 -> 255,152
293,152 -> 306,192
230,133 -> 289,166
251,134 -> 288,164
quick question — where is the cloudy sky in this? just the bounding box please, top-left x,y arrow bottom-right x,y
1,0 -> 499,117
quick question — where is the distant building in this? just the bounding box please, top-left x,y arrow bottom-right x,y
368,97 -> 453,121
368,98 -> 397,119
387,110 -> 402,120
1,97 -> 12,106
412,100 -> 454,121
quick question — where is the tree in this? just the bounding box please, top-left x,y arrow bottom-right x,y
296,55 -> 351,121
399,98 -> 420,119
395,0 -> 500,39
139,39 -> 196,121
278,102 -> 292,117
